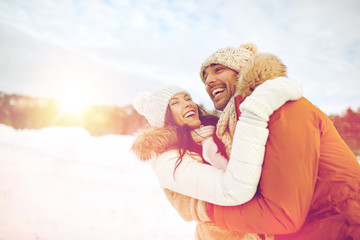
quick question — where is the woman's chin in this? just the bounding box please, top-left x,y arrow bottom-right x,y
186,119 -> 202,129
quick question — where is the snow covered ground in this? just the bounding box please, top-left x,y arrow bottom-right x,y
0,124 -> 196,240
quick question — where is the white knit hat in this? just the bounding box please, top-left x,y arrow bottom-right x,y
133,86 -> 189,128
199,43 -> 259,82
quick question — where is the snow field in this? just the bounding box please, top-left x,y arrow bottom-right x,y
0,125 -> 196,240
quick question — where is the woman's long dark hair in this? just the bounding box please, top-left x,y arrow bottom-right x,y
164,105 -> 227,176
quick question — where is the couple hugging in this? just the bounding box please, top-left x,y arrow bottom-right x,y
132,43 -> 360,240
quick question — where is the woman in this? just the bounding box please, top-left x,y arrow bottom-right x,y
132,81 -> 302,205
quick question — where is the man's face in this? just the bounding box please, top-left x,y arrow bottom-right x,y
203,64 -> 238,111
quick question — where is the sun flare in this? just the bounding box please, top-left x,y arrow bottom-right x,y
59,90 -> 89,115
61,99 -> 86,114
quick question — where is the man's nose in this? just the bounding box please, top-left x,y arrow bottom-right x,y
205,74 -> 215,86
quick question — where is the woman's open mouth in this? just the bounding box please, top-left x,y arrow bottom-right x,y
183,110 -> 196,118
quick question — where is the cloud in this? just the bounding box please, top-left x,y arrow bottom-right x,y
0,0 -> 359,114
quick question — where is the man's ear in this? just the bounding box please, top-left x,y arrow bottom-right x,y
236,53 -> 287,98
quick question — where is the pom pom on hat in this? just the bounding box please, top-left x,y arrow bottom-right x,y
240,43 -> 258,55
199,43 -> 258,82
133,86 -> 189,128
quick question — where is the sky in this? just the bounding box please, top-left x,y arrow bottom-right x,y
0,0 -> 359,115
0,124 -> 196,239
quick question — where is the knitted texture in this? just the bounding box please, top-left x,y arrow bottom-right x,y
163,189 -> 210,222
195,222 -> 270,240
216,96 -> 238,157
199,43 -> 259,82
191,125 -> 216,144
133,86 -> 188,128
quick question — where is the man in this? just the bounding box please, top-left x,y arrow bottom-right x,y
198,43 -> 360,239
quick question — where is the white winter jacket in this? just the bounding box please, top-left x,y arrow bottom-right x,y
150,116 -> 268,206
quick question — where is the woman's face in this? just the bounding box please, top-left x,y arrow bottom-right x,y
169,93 -> 201,129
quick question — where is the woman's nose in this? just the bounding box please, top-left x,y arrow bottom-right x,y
181,100 -> 190,108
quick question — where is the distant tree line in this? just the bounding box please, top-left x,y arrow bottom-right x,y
0,91 -> 148,136
329,108 -> 360,155
0,90 -> 359,155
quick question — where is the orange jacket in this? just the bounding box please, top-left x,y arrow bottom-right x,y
207,97 -> 360,239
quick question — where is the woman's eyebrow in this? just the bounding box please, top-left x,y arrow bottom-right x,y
170,96 -> 180,101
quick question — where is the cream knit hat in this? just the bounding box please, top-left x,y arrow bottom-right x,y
199,43 -> 259,82
133,86 -> 189,128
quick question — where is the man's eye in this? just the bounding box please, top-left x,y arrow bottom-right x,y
215,67 -> 224,72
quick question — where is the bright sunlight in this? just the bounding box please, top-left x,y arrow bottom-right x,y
59,89 -> 90,115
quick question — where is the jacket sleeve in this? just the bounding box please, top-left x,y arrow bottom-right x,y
207,99 -> 320,234
150,115 -> 269,206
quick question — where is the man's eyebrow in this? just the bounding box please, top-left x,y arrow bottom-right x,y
204,64 -> 220,76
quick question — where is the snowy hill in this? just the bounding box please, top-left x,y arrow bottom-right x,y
0,124 -> 196,240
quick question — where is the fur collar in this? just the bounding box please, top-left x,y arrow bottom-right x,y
132,126 -> 178,161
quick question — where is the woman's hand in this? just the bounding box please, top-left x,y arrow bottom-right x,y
191,125 -> 215,145
240,77 -> 303,121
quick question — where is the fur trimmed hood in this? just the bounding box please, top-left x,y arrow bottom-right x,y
236,53 -> 287,99
132,126 -> 178,161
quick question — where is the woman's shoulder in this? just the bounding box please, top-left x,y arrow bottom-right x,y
131,125 -> 178,161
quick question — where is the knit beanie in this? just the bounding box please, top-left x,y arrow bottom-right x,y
199,43 -> 259,82
133,86 -> 189,128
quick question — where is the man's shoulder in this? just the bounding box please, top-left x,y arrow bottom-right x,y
273,97 -> 317,116
268,97 -> 326,129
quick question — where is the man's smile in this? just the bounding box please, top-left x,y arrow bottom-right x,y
212,87 -> 225,99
